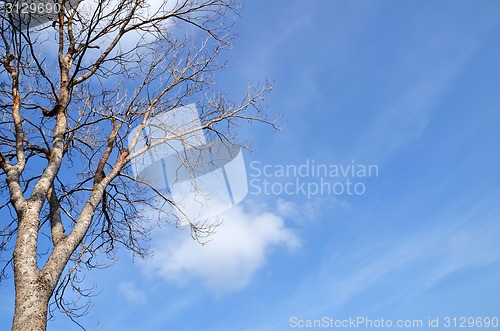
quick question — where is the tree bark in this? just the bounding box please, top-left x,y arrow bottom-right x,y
11,281 -> 51,331
11,207 -> 54,331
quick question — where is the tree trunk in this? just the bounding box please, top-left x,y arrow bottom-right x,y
11,281 -> 50,331
11,207 -> 53,331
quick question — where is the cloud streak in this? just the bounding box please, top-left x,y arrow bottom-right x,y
118,281 -> 147,305
290,208 -> 500,316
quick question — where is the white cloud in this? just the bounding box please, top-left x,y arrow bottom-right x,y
275,199 -> 299,219
118,281 -> 147,305
143,204 -> 300,294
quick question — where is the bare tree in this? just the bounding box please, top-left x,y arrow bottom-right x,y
0,1 -> 273,330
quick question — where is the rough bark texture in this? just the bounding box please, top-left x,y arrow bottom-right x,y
12,282 -> 50,331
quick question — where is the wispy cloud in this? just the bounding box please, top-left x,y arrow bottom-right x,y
290,209 -> 500,316
118,281 -> 147,305
357,43 -> 481,162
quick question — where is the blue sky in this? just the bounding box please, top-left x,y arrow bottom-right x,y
2,0 -> 500,330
